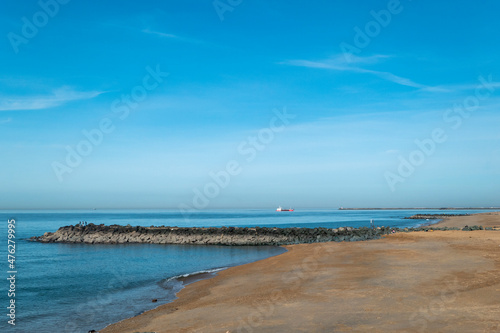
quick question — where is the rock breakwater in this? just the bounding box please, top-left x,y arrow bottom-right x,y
31,224 -> 493,246
31,224 -> 402,246
404,213 -> 470,220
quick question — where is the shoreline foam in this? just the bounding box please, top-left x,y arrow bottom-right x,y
98,246 -> 288,332
99,268 -> 229,332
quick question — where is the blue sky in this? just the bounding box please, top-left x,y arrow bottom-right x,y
1,0 -> 499,209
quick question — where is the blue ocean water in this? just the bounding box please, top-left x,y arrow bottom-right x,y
0,208 -> 491,332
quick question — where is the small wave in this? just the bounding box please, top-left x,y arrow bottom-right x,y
412,218 -> 443,228
159,267 -> 227,290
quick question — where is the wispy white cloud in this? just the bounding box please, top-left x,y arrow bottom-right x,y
141,28 -> 178,39
385,149 -> 399,154
141,28 -> 213,47
433,81 -> 500,93
335,54 -> 392,65
0,87 -> 104,111
100,22 -> 206,46
0,117 -> 12,124
282,55 -> 448,92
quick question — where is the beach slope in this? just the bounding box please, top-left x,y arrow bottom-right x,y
101,213 -> 500,333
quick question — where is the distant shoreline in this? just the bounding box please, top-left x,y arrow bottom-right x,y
338,207 -> 500,210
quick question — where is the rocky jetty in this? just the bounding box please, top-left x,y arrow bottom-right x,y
404,213 -> 470,220
30,224 -> 495,246
30,224 -> 405,246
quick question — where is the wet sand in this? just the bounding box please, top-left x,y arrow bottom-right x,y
101,212 -> 500,333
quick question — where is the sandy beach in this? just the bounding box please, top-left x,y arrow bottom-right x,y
101,212 -> 500,333
433,211 -> 500,229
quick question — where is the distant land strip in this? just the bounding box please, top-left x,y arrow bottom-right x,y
338,207 -> 500,210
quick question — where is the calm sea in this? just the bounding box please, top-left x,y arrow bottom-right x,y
0,208 -> 491,332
